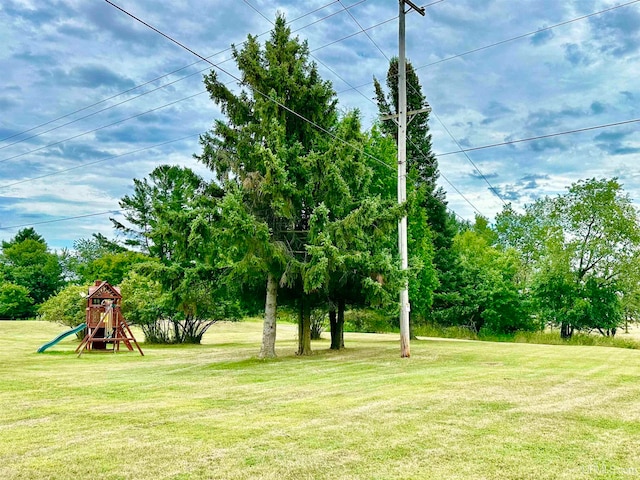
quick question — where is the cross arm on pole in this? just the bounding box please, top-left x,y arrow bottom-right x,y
380,106 -> 431,124
404,0 -> 426,16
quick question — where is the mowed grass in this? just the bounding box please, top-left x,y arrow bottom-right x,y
1,320 -> 640,480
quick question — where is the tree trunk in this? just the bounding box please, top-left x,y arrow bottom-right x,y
338,298 -> 345,349
297,295 -> 312,356
329,309 -> 340,350
560,322 -> 573,339
259,272 -> 278,359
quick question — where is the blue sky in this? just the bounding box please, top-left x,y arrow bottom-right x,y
1,0 -> 639,250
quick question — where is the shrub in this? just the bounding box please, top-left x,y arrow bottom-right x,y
0,283 -> 34,319
344,309 -> 394,333
38,285 -> 88,338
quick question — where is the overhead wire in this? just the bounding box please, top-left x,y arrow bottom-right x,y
0,91 -> 207,165
0,0 -> 350,147
0,66 -> 211,151
333,0 -> 639,207
239,0 -> 484,217
436,117 -> 640,157
429,107 -> 507,207
332,0 -> 486,216
6,0 -> 638,226
0,211 -> 123,231
6,0 -> 633,155
336,0 -> 640,95
337,0 -> 390,61
98,0 -> 395,174
0,133 -> 200,190
1,1 -> 400,168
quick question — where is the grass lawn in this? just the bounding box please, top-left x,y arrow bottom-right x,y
1,320 -> 639,480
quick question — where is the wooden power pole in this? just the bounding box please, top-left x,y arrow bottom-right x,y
398,0 -> 425,358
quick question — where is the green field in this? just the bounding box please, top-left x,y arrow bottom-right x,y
2,320 -> 639,479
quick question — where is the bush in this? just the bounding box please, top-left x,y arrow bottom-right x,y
344,309 -> 394,333
0,283 -> 34,319
310,309 -> 326,340
38,285 -> 88,338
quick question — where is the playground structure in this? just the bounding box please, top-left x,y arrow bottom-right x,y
74,280 -> 144,357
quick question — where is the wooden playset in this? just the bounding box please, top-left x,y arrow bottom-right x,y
75,280 -> 144,357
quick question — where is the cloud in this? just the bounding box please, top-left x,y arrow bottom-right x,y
520,174 -> 550,182
469,169 -> 498,180
531,29 -> 554,46
620,91 -> 635,101
529,137 -> 565,152
596,143 -> 640,156
491,187 -> 522,202
94,124 -> 192,144
66,65 -> 136,91
0,97 -> 18,110
589,7 -> 640,57
480,101 -> 514,125
594,130 -> 632,143
590,101 -> 605,115
489,173 -> 554,203
564,43 -> 593,66
36,143 -> 114,163
1,1 -> 73,25
12,51 -> 58,66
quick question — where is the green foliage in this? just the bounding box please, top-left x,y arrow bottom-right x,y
344,309 -> 395,333
374,59 -> 454,324
115,166 -> 239,344
196,16 -> 404,354
63,234 -> 139,285
0,228 -> 63,312
434,226 -> 535,335
0,283 -> 34,319
309,309 -> 326,340
38,284 -> 87,333
79,251 -> 150,285
498,178 -> 640,338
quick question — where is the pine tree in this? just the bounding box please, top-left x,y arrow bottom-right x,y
196,16 -> 339,357
373,59 -> 449,322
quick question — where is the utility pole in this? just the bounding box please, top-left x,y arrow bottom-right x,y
398,0 -> 424,358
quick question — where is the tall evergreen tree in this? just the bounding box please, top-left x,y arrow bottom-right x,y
374,59 -> 449,322
198,17 -> 402,356
196,16 -> 339,357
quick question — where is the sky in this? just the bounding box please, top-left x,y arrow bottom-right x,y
0,0 -> 639,250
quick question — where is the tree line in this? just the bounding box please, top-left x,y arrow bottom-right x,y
4,16 -> 640,351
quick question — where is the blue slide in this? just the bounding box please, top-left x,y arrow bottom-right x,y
37,323 -> 87,353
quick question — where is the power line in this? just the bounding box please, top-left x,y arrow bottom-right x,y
337,0 -> 390,61
0,0 -> 346,147
103,0 -> 396,173
2,2 -> 401,167
0,91 -> 207,165
5,0 -> 478,219
414,0 -> 640,72
337,0 -> 640,95
0,66 -> 211,151
331,0 -> 485,216
0,133 -> 199,190
241,0 -> 482,218
0,2 -> 405,191
436,117 -> 640,157
291,0 -> 367,33
430,108 -> 507,207
0,211 -> 122,231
